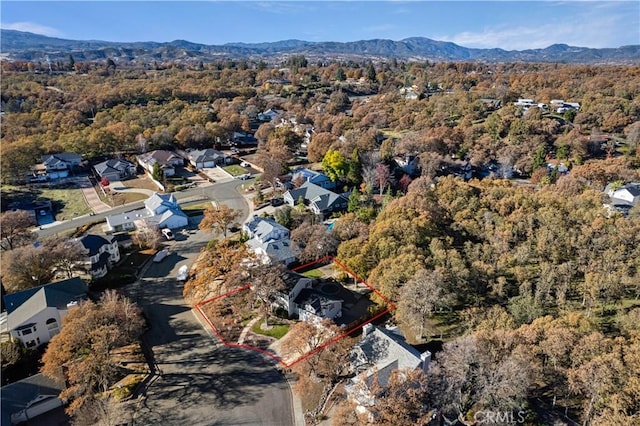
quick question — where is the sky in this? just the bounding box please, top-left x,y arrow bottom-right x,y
1,1 -> 639,51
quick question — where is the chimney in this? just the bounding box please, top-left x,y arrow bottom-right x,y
420,351 -> 432,373
362,323 -> 374,338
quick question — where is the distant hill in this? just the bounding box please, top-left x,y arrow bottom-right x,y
2,29 -> 639,64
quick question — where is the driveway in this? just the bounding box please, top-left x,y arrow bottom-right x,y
127,209 -> 295,425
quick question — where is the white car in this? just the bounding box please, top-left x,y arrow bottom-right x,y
177,265 -> 189,282
153,248 -> 170,263
240,161 -> 249,167
161,228 -> 174,240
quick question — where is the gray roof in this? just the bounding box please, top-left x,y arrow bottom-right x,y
42,152 -> 81,164
3,277 -> 87,314
1,373 -> 66,426
106,207 -> 152,228
188,148 -> 227,163
352,325 -> 423,387
94,159 -> 135,176
145,192 -> 179,214
6,279 -> 88,329
246,238 -> 296,264
285,182 -> 346,213
137,150 -> 182,167
244,216 -> 289,242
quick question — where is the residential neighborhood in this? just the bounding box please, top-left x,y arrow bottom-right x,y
2,9 -> 640,425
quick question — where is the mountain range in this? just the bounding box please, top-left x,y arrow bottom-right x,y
2,29 -> 639,64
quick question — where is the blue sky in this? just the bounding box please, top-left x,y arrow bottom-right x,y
1,1 -> 638,50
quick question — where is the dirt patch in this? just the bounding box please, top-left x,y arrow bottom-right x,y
121,175 -> 161,191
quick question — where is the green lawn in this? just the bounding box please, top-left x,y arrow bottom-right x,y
301,268 -> 324,279
2,185 -> 91,219
223,164 -> 248,176
251,321 -> 290,339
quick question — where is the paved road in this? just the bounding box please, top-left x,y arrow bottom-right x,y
128,225 -> 294,426
35,178 -> 256,239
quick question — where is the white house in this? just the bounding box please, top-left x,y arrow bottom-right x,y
272,272 -> 314,317
77,234 -> 121,279
346,324 -> 431,413
243,216 -> 296,265
3,277 -> 88,349
105,192 -> 188,233
294,288 -> 342,323
38,152 -> 82,180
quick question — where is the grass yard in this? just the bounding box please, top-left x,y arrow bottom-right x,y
301,268 -> 324,279
223,164 -> 248,176
2,185 -> 91,219
251,321 -> 290,339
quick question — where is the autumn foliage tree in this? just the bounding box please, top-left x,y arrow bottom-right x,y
41,290 -> 145,417
199,204 -> 240,237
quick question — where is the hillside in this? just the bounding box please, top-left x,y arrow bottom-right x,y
2,29 -> 639,64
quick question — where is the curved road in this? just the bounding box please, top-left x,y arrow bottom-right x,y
129,222 -> 294,425
38,180 -> 296,425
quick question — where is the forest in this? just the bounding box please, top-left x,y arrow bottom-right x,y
1,57 -> 639,425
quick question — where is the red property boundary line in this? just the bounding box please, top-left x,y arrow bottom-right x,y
195,256 -> 396,368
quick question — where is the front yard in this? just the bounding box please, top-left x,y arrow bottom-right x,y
2,184 -> 92,220
222,164 -> 248,176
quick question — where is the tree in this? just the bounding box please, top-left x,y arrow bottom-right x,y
291,223 -> 339,262
396,268 -> 454,339
151,162 -> 163,182
0,210 -> 35,250
322,149 -> 349,182
250,263 -> 286,327
366,62 -> 377,82
3,244 -> 57,292
199,204 -> 240,238
367,369 -> 431,426
335,67 -> 346,81
50,238 -> 86,279
375,163 -> 392,195
131,222 -> 161,249
41,291 -> 145,417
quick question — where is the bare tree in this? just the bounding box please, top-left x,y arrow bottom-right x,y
0,210 -> 35,250
291,223 -> 339,262
132,222 -> 162,249
250,263 -> 286,327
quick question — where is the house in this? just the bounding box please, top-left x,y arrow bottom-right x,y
258,108 -> 284,122
346,324 -> 431,412
105,192 -> 188,232
3,277 -> 88,349
186,148 -> 232,169
137,150 -> 183,177
243,216 -> 296,265
605,182 -> 640,215
38,152 -> 82,180
232,131 -> 258,146
399,86 -> 420,100
292,168 -> 336,190
394,155 -> 420,176
93,159 -> 137,182
76,234 -> 121,279
294,287 -> 342,323
1,373 -> 67,426
283,182 -> 348,217
272,271 -> 314,317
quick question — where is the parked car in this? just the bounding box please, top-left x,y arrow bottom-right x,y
161,228 -> 174,240
11,395 -> 62,424
237,173 -> 251,180
153,249 -> 170,263
177,265 -> 188,282
271,197 -> 284,207
240,161 -> 249,167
